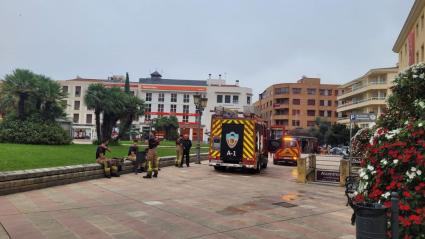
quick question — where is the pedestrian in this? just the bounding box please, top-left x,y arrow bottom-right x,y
96,140 -> 119,178
181,134 -> 192,167
127,139 -> 140,174
143,132 -> 160,178
175,134 -> 183,167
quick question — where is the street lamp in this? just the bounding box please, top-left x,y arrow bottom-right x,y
193,93 -> 208,164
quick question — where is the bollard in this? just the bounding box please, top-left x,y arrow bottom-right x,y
339,159 -> 350,186
297,157 -> 307,183
391,192 -> 399,239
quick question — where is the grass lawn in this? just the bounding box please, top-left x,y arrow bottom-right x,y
0,143 -> 208,172
120,140 -> 209,147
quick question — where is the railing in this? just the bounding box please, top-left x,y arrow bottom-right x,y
338,97 -> 386,108
343,82 -> 388,94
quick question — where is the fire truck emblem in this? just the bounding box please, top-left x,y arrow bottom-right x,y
226,132 -> 239,149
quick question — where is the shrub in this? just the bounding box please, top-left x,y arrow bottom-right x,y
0,118 -> 71,145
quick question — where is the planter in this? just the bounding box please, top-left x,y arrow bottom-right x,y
355,202 -> 387,239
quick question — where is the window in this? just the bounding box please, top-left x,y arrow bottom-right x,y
171,93 -> 177,102
74,101 -> 80,110
307,88 -> 316,95
319,110 -> 325,117
225,95 -> 231,103
292,109 -> 300,116
158,93 -> 164,102
145,104 -> 151,112
319,89 -> 326,96
217,95 -> 223,103
335,101 -> 338,107
275,87 -> 289,94
327,110 -> 333,117
145,114 -> 151,121
183,94 -> 190,103
417,51 -> 419,63
328,89 -> 333,95
62,86 -> 68,93
275,109 -> 289,115
416,23 -> 419,38
292,120 -> 300,127
307,110 -> 315,116
183,105 -> 189,113
307,121 -> 316,127
86,114 -> 92,124
73,113 -> 79,123
335,111 -> 339,118
275,119 -> 288,126
292,99 -> 300,105
320,100 -> 324,106
182,116 -> 189,122
232,95 -> 239,104
335,90 -> 339,96
75,86 -> 81,97
145,93 -> 152,101
247,96 -> 251,105
276,98 -> 289,104
307,99 -> 315,106
170,104 -> 177,113
158,104 -> 164,112
292,88 -> 301,94
422,14 -> 424,30
328,100 -> 332,106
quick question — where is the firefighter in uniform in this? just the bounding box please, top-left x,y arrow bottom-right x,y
175,134 -> 183,167
127,139 -> 140,174
96,140 -> 119,178
143,133 -> 160,178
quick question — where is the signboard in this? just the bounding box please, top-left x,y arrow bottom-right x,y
351,157 -> 361,166
350,113 -> 376,122
408,30 -> 415,66
220,124 -> 244,163
315,170 -> 340,183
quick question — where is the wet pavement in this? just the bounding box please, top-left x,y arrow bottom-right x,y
0,160 -> 355,239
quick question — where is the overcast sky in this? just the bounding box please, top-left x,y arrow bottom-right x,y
0,0 -> 414,99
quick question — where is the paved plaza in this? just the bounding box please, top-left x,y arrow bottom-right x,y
0,160 -> 355,239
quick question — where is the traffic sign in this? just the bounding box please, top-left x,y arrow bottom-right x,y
349,113 -> 376,122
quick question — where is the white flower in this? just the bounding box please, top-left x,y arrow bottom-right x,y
411,167 -> 417,172
404,120 -> 409,125
367,165 -> 374,171
417,170 -> 422,176
419,123 -> 424,127
363,175 -> 369,180
380,159 -> 388,166
382,192 -> 391,199
413,74 -> 419,78
385,134 -> 394,140
420,73 -> 425,79
393,159 -> 399,164
406,171 -> 416,179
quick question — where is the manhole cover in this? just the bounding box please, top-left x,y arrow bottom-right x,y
272,202 -> 297,208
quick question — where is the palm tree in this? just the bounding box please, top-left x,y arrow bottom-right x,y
118,94 -> 145,139
34,75 -> 67,121
84,84 -> 107,142
0,69 -> 38,119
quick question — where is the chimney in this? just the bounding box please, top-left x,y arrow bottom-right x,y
235,80 -> 239,86
219,74 -> 222,80
208,73 -> 212,79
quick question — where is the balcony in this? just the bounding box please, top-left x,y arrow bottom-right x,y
337,97 -> 386,112
337,82 -> 390,100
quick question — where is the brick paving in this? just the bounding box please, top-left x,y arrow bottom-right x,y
0,160 -> 355,239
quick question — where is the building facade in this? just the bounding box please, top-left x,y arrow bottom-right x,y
203,76 -> 253,138
336,67 -> 398,128
254,77 -> 339,130
58,72 -> 252,142
393,0 -> 425,70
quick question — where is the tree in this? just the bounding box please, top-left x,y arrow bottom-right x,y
118,94 -> 145,139
0,69 -> 38,119
124,72 -> 130,94
153,116 -> 179,140
84,84 -> 108,142
34,75 -> 67,121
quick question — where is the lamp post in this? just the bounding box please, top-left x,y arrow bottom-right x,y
193,93 -> 208,164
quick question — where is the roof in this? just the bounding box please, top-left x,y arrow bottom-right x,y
338,66 -> 398,88
139,78 -> 207,86
393,0 -> 425,52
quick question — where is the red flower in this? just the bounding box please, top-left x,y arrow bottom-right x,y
409,215 -> 421,225
403,191 -> 412,198
399,202 -> 410,211
399,216 -> 412,227
384,201 -> 391,208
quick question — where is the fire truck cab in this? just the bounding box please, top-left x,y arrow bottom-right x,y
208,107 -> 268,173
268,126 -> 301,165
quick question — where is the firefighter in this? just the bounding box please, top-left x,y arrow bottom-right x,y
143,132 -> 160,178
181,134 -> 192,167
127,139 -> 140,174
96,140 -> 119,178
175,134 -> 183,167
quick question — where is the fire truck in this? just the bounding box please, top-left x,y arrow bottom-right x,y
268,126 -> 301,165
208,107 -> 269,173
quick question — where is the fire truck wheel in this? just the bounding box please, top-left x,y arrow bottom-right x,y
214,166 -> 225,171
255,161 -> 262,173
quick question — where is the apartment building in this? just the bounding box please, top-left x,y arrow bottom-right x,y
58,76 -> 139,140
254,77 -> 339,130
336,67 -> 398,128
393,0 -> 425,70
